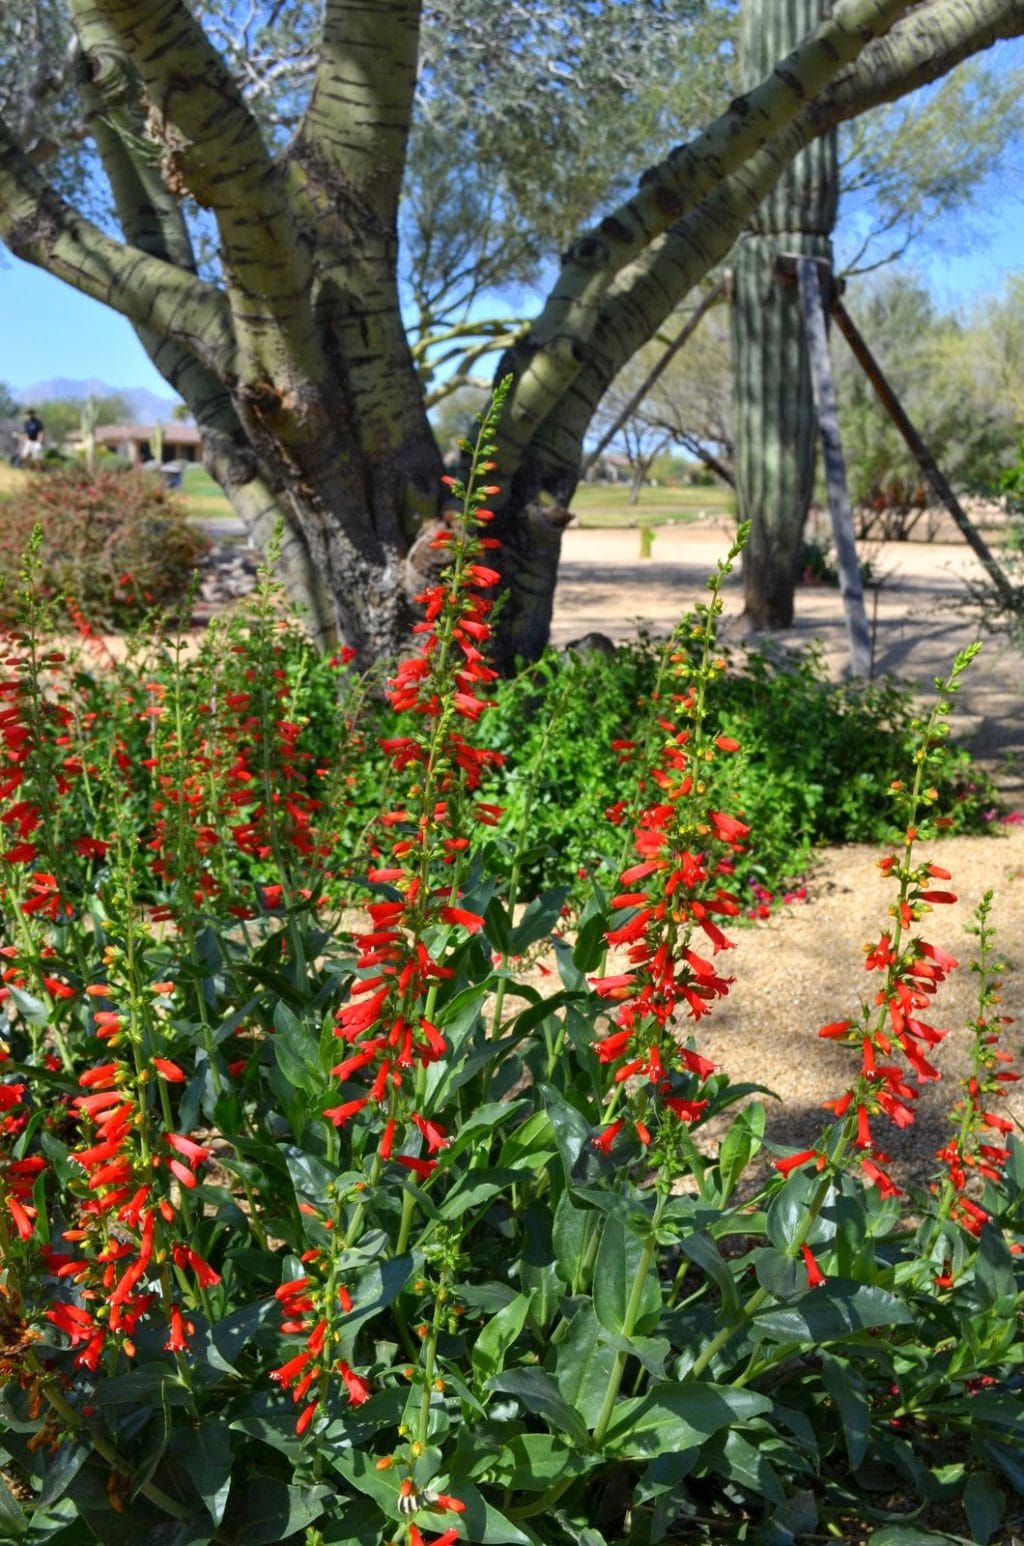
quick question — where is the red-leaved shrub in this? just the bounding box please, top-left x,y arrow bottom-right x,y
0,465 -> 208,624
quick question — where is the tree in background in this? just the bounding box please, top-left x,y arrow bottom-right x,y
0,381 -> 19,420
1,0 -> 1022,666
833,271 -> 1020,532
586,291 -> 736,491
16,394 -> 129,451
731,14 -> 1023,628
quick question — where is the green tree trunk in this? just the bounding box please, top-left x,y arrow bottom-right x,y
733,0 -> 839,629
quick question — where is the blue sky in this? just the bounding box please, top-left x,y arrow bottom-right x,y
2,170 -> 1022,402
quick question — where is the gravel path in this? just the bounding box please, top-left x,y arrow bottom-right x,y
549,522 -> 1024,1179
684,829 -> 1024,1184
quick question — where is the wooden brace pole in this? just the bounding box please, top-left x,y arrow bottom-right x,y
795,256 -> 873,678
828,298 -> 1017,611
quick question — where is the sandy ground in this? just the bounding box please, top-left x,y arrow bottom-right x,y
547,521 -> 1024,1180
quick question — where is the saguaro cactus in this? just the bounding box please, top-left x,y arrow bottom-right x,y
79,395 -> 99,473
733,0 -> 838,629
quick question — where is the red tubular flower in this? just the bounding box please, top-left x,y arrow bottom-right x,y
323,1096 -> 369,1127
818,1020 -> 852,1040
411,1112 -> 449,1153
593,1119 -> 625,1154
270,1349 -> 312,1388
773,1148 -> 824,1178
663,1096 -> 709,1124
801,1244 -> 826,1288
164,1305 -> 194,1352
152,1057 -> 186,1082
337,1360 -> 372,1405
433,1493 -> 466,1514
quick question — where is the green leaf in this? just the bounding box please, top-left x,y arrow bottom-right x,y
753,1247 -> 807,1303
487,1368 -> 590,1446
593,1214 -> 661,1337
436,1169 -> 523,1221
497,1109 -> 557,1172
700,1428 -> 784,1505
519,1198 -> 564,1334
221,1478 -> 332,1545
418,1482 -> 538,1545
94,1365 -> 193,1407
336,1254 -> 416,1355
978,1438 -> 1024,1493
271,1001 -> 322,1092
821,1353 -> 869,1470
607,1329 -> 670,1378
553,1303 -> 619,1430
168,1419 -> 232,1527
209,1299 -> 276,1373
766,1170 -> 836,1252
868,1530 -> 960,1546
509,886 -> 570,954
964,1471 -> 1004,1545
33,1440 -> 90,1512
975,1223 -> 1016,1309
717,1102 -> 765,1202
602,1382 -> 772,1460
7,985 -> 48,1025
552,937 -> 586,993
441,1100 -> 529,1164
754,1279 -> 913,1342
552,1191 -> 599,1291
333,1454 -> 535,1542
484,895 -> 513,956
500,1433 -> 595,1491
763,1490 -> 818,1546
0,1473 -> 26,1537
679,1232 -> 741,1319
329,1446 -> 403,1512
472,1292 -> 532,1385
572,905 -> 608,972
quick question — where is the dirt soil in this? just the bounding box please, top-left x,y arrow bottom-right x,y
547,520 -> 1024,1178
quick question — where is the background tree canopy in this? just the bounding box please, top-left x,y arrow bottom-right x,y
1,0 -> 1022,666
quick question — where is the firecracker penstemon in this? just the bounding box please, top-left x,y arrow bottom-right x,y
0,389 -> 1020,1546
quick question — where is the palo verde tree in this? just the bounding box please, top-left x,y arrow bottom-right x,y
1,0 -> 1022,668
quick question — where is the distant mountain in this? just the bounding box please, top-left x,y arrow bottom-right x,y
16,378 -> 184,424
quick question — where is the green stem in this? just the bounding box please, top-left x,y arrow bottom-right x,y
489,668 -> 574,1044
416,1279 -> 449,1448
27,1353 -> 192,1521
591,1190 -> 667,1447
509,1475 -> 577,1520
691,1124 -> 853,1379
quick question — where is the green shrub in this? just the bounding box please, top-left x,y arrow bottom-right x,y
480,640 -> 999,900
0,464 -> 207,624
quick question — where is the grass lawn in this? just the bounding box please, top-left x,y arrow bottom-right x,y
0,464 -> 28,497
180,464 -> 235,521
570,481 -> 735,527
1,458 -> 734,533
179,469 -> 735,530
